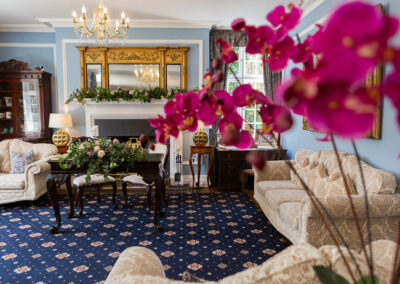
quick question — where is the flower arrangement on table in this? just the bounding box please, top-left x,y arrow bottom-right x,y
58,137 -> 147,184
65,87 -> 187,104
149,1 -> 400,283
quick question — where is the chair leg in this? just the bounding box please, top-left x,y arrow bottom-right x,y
78,186 -> 84,216
74,187 -> 79,207
122,181 -> 128,208
111,182 -> 118,208
146,185 -> 152,214
97,186 -> 101,203
161,180 -> 167,207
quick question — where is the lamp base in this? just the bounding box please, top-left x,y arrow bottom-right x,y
193,129 -> 208,146
52,129 -> 70,147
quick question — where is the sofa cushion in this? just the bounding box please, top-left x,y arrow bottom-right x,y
312,174 -> 356,197
0,174 -> 25,190
10,150 -> 35,174
265,189 -> 307,212
279,202 -> 301,230
255,180 -> 301,197
0,139 -> 11,173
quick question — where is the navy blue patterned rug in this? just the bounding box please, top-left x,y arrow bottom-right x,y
0,193 -> 289,283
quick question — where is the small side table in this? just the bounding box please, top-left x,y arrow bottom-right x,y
189,145 -> 214,192
242,169 -> 254,196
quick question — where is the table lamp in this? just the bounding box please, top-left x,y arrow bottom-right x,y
193,120 -> 211,146
49,113 -> 73,147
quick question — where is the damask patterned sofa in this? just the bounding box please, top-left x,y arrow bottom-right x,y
0,139 -> 58,204
253,149 -> 399,249
105,240 -> 397,283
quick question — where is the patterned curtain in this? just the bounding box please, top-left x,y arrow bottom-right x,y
263,65 -> 282,100
209,29 -> 247,185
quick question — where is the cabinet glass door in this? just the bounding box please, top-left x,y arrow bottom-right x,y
17,80 -> 41,135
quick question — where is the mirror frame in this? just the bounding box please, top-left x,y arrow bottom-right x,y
76,45 -> 190,90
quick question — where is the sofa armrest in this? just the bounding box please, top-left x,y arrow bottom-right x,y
253,160 -> 292,183
24,155 -> 58,178
105,247 -> 166,284
302,193 -> 400,219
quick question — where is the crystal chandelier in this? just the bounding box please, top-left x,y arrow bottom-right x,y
72,0 -> 129,42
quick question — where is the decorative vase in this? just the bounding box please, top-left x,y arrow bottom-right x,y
193,129 -> 208,146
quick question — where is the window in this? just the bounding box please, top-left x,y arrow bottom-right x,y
226,47 -> 265,142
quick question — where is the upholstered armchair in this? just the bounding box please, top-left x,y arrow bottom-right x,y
0,139 -> 58,204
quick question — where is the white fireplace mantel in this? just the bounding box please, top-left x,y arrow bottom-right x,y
83,99 -> 183,183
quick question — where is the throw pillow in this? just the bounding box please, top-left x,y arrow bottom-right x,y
328,171 -> 340,182
182,271 -> 206,282
313,174 -> 357,197
10,150 -> 35,174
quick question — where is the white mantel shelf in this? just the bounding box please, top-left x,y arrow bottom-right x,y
82,98 -> 169,105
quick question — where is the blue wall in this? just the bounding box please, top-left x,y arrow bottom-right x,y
0,26 -> 210,177
283,0 -> 400,180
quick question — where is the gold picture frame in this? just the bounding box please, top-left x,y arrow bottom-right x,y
76,45 -> 190,91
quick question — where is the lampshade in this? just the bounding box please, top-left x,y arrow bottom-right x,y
197,120 -> 211,130
49,113 -> 73,128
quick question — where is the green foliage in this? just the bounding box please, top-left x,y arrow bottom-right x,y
313,266 -> 380,284
65,87 -> 187,104
313,266 -> 350,284
58,137 -> 146,184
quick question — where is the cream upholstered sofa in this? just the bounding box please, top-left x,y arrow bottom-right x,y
0,139 -> 58,204
105,240 -> 397,284
253,149 -> 399,249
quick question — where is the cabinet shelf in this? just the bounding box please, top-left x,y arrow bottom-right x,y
0,59 -> 52,142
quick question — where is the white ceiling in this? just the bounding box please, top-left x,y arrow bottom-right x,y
0,0 -> 322,29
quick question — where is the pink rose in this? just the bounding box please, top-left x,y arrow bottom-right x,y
97,150 -> 105,158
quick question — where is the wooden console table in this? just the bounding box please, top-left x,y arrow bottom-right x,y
46,154 -> 165,234
189,145 -> 214,192
215,147 -> 286,191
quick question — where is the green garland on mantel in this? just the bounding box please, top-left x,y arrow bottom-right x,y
65,87 -> 188,104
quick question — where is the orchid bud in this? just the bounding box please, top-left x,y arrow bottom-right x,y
246,151 -> 266,170
220,128 -> 240,146
213,70 -> 223,83
139,134 -> 148,143
149,143 -> 156,151
231,18 -> 246,32
212,58 -> 221,70
200,91 -> 209,101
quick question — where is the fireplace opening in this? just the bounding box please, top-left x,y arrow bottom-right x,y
94,119 -> 156,141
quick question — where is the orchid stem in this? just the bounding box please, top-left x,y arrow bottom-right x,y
352,140 -> 375,283
331,135 -> 370,284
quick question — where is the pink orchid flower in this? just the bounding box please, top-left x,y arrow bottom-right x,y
265,36 -> 297,72
233,84 -> 271,107
218,112 -> 254,149
231,18 -> 246,32
149,114 -> 181,144
198,89 -> 235,126
217,38 -> 238,64
259,104 -> 293,134
313,1 -> 399,83
267,4 -> 302,40
306,83 -> 377,139
167,91 -> 200,132
292,35 -> 313,64
245,25 -> 276,55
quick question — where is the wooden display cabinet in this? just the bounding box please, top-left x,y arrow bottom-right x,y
0,60 -> 52,142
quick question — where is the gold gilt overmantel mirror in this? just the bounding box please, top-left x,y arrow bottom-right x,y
76,46 -> 190,90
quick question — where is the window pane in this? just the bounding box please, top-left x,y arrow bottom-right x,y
227,81 -> 239,94
244,109 -> 255,123
256,111 -> 261,123
229,61 -> 240,75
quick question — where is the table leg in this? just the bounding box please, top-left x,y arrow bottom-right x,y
154,176 -> 164,233
207,152 -> 214,188
197,154 -> 201,188
65,176 -> 75,218
189,150 -> 194,192
241,171 -> 245,196
121,181 -> 128,208
46,174 -> 69,234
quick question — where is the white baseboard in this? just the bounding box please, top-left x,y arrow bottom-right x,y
169,174 -> 208,187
